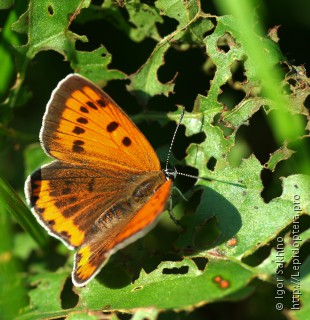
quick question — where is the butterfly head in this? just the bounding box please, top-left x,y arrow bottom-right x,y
163,167 -> 178,181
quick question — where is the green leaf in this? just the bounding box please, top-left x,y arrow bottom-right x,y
266,144 -> 295,171
222,98 -> 267,129
0,0 -> 14,10
78,259 -> 254,310
0,176 -> 47,248
12,0 -> 90,61
24,143 -> 50,177
126,0 -> 163,42
66,314 -> 102,320
128,42 -> 175,105
156,0 -> 199,27
0,204 -> 28,319
128,0 -> 214,104
18,270 -> 70,320
70,46 -> 126,84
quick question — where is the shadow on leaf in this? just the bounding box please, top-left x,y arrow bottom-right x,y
179,186 -> 242,251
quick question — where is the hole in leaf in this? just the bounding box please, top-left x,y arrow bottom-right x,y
159,47 -> 211,107
206,156 -> 216,171
242,244 -> 272,267
162,265 -> 189,275
218,83 -> 246,111
60,276 -> 79,309
233,59 -> 246,79
157,15 -> 178,38
192,257 -> 208,271
204,57 -> 217,76
261,168 -> 282,203
97,264 -> 131,289
140,0 -> 156,5
47,5 -> 54,15
70,14 -> 156,75
202,24 -> 216,39
217,32 -> 236,53
92,0 -> 104,5
191,131 -> 206,144
174,165 -> 199,193
140,254 -> 184,275
237,109 -> 278,164
304,94 -> 310,108
287,77 -> 298,88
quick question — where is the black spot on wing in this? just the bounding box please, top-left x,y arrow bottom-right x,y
28,169 -> 42,206
49,190 -> 57,197
80,106 -> 89,113
67,197 -> 77,205
75,252 -> 82,264
54,200 -> 61,208
60,231 -> 71,241
77,117 -> 88,124
122,137 -> 131,147
72,140 -> 85,153
30,196 -> 39,206
73,126 -> 85,135
107,121 -> 119,132
86,101 -> 98,110
62,187 -> 71,195
47,219 -> 55,226
97,99 -> 106,107
35,206 -> 45,214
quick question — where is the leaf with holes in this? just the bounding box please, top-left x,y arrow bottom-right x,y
70,46 -> 126,84
77,259 -> 254,310
127,42 -> 175,105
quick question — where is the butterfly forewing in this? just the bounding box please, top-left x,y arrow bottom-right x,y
41,74 -> 160,172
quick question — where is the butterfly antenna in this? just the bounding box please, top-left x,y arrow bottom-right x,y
165,108 -> 185,171
164,108 -> 247,189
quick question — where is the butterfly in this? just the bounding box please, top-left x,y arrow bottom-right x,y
25,74 -> 175,287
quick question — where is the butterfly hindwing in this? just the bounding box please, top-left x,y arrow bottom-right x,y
25,161 -> 138,248
72,179 -> 172,286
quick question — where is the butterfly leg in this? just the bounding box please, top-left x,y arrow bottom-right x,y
168,195 -> 180,225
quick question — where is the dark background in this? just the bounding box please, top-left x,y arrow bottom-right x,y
0,1 -> 309,319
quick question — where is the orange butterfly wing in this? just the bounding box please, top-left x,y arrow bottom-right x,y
25,74 -> 172,286
72,179 -> 172,286
41,74 -> 160,172
26,161 -> 153,248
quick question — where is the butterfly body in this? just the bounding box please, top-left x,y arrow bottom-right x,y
25,74 -> 172,286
